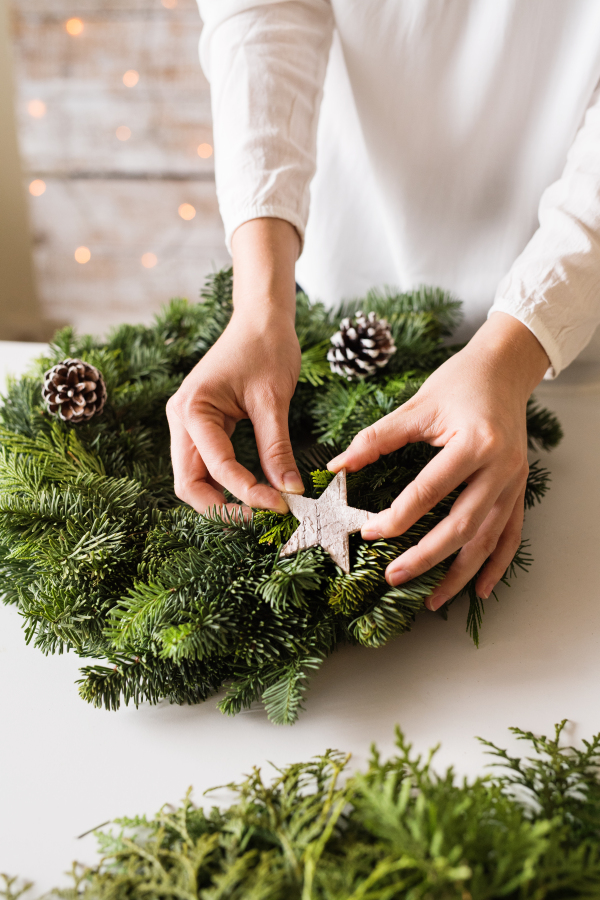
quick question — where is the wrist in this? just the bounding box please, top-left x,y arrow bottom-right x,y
231,218 -> 299,324
232,291 -> 296,326
230,302 -> 297,337
471,312 -> 550,396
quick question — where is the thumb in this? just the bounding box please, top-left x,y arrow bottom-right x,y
328,403 -> 424,473
253,404 -> 304,495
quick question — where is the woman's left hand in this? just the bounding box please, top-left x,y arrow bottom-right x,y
327,312 -> 550,610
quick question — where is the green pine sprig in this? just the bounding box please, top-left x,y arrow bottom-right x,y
5,723 -> 600,899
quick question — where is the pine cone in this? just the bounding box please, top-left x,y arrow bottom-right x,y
42,358 -> 107,423
327,311 -> 396,380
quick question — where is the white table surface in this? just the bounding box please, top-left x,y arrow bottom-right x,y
2,340 -> 600,893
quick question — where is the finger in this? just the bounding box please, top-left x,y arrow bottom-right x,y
168,401 -> 232,511
328,403 -> 429,473
250,402 -> 304,495
168,400 -> 222,505
361,437 -> 482,539
177,401 -> 288,513
424,486 -> 523,611
384,469 -> 524,587
475,489 -> 526,601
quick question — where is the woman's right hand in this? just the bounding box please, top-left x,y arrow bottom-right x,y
166,217 -> 304,515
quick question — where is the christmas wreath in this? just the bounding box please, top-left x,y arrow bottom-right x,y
4,722 -> 600,898
0,269 -> 562,723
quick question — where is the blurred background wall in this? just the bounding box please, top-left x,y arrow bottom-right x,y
0,0 -> 46,339
6,0 -> 228,338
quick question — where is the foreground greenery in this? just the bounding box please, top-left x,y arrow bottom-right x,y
0,270 -> 562,722
3,723 -> 600,899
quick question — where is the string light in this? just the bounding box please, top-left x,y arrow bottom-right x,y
29,180 -> 46,197
27,99 -> 46,118
65,18 -> 84,36
74,246 -> 91,264
115,125 -> 131,141
178,203 -> 196,221
141,252 -> 157,268
123,70 -> 139,87
197,143 -> 213,158
161,0 -> 178,8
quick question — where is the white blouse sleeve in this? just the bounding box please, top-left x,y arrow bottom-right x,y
489,85 -> 600,377
196,0 -> 334,253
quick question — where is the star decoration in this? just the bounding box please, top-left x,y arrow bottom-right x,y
280,468 -> 375,573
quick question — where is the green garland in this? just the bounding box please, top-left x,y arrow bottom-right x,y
0,269 -> 562,724
4,723 -> 600,898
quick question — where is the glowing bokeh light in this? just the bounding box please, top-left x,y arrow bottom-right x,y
27,99 -> 46,118
115,125 -> 132,141
123,70 -> 139,87
66,18 -> 84,35
75,246 -> 91,264
141,252 -> 158,268
29,180 -> 46,197
197,142 -> 213,158
178,203 -> 196,221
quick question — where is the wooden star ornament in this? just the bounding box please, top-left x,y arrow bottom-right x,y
280,468 -> 375,573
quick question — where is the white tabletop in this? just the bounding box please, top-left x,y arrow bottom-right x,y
1,340 -> 600,893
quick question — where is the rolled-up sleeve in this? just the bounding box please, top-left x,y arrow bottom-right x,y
196,0 -> 334,253
489,85 -> 600,377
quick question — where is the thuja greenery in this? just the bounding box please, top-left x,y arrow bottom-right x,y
4,723 -> 600,899
0,269 -> 562,723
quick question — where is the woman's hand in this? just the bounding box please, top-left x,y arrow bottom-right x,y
328,312 -> 550,609
166,218 -> 304,515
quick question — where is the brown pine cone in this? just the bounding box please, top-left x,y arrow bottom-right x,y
327,310 -> 396,380
42,358 -> 107,423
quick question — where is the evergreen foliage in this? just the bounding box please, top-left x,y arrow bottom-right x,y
4,723 -> 600,899
0,269 -> 562,723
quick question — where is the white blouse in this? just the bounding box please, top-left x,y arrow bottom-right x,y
197,0 -> 600,376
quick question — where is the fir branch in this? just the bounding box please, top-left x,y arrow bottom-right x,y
261,657 -> 323,725
256,511 -> 298,546
297,341 -> 334,387
525,460 -> 553,509
527,397 -> 564,451
464,580 -> 485,648
257,555 -> 324,611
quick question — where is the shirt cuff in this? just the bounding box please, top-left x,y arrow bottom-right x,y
487,299 -> 562,380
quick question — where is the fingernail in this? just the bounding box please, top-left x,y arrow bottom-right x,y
478,584 -> 493,600
426,592 -> 449,612
282,471 -> 304,493
387,568 -> 410,586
